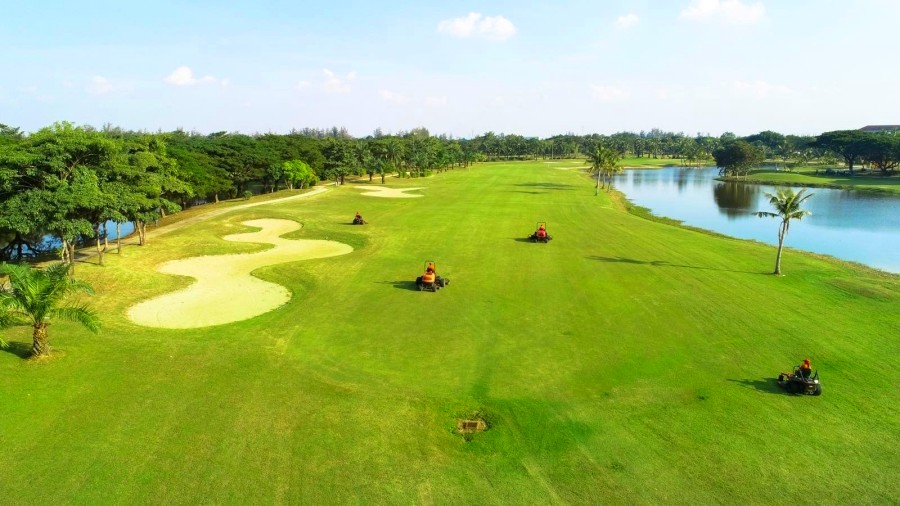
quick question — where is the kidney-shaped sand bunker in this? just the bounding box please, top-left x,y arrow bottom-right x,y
127,219 -> 353,329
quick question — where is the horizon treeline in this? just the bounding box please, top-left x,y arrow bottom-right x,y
1,121 -> 897,262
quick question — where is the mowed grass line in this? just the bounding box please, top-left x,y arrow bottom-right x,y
1,162 -> 898,503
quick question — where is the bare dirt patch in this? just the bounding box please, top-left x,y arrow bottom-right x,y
127,219 -> 352,329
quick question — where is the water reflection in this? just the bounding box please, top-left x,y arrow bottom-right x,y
712,182 -> 760,219
617,167 -> 900,273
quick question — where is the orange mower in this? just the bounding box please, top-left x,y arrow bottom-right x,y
415,261 -> 449,292
528,222 -> 552,243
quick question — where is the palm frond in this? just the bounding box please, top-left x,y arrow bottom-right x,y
48,306 -> 102,333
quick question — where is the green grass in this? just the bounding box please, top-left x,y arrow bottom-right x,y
620,157 -> 704,169
743,168 -> 900,195
2,162 -> 898,503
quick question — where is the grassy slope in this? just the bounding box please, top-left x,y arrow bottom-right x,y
744,168 -> 900,195
2,162 -> 898,503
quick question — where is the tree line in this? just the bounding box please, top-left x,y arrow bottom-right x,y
714,129 -> 900,177
2,122 -> 896,262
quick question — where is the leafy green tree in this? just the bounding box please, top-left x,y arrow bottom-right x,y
0,262 -> 100,357
755,189 -> 814,275
119,135 -> 185,246
281,160 -> 318,189
320,138 -> 355,184
861,134 -> 900,175
713,141 -> 764,177
815,130 -> 870,174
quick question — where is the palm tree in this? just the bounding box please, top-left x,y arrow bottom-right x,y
0,262 -> 100,357
755,189 -> 814,275
586,145 -> 620,195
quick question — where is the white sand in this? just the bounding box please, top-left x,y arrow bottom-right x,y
127,219 -> 352,329
352,186 -> 425,198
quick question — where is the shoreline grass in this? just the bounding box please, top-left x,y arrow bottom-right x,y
728,168 -> 900,195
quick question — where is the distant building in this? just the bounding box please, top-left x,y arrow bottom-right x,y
859,125 -> 900,133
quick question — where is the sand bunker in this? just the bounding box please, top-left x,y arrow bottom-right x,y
352,186 -> 424,198
127,219 -> 352,329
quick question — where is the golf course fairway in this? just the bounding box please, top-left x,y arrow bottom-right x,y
1,161 -> 897,504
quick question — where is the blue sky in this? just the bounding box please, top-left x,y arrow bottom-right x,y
2,0 -> 898,137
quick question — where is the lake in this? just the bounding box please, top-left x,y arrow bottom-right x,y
615,167 -> 900,274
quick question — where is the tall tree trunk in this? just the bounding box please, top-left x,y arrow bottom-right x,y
369,173 -> 373,182
136,221 -> 146,246
381,173 -> 385,184
95,234 -> 104,266
60,238 -> 69,264
214,193 -> 219,203
32,323 -> 50,357
68,243 -> 76,275
774,223 -> 787,275
116,222 -> 122,254
595,171 -> 601,196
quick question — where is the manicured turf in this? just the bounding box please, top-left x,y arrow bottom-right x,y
619,156 -> 693,168
2,162 -> 898,503
745,168 -> 900,195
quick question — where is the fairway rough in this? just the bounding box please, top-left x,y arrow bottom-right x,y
127,219 -> 353,329
352,186 -> 424,198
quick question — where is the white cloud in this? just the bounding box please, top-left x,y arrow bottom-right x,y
732,80 -> 791,97
680,0 -> 765,24
295,80 -> 311,91
88,76 -> 114,95
424,95 -> 448,107
323,68 -> 355,94
437,12 -> 517,41
164,66 -> 218,86
380,89 -> 412,105
220,78 -> 231,88
590,85 -> 629,102
615,14 -> 640,29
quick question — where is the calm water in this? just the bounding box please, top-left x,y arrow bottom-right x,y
616,167 -> 900,273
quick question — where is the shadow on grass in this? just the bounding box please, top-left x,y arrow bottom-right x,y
1,341 -> 32,359
379,280 -> 421,291
587,255 -> 762,274
513,182 -> 576,190
728,378 -> 786,395
513,237 -> 539,243
508,190 -> 547,194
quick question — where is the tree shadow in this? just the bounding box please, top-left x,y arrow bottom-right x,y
1,341 -> 32,359
513,182 -> 576,190
513,237 -> 537,243
508,190 -> 547,194
378,280 -> 421,291
727,378 -> 786,395
587,256 -> 762,274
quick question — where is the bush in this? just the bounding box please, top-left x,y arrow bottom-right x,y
242,190 -> 253,200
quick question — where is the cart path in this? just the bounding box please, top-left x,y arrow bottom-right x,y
127,218 -> 352,329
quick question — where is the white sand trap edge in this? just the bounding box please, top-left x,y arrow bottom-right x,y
127,219 -> 353,329
352,186 -> 425,198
